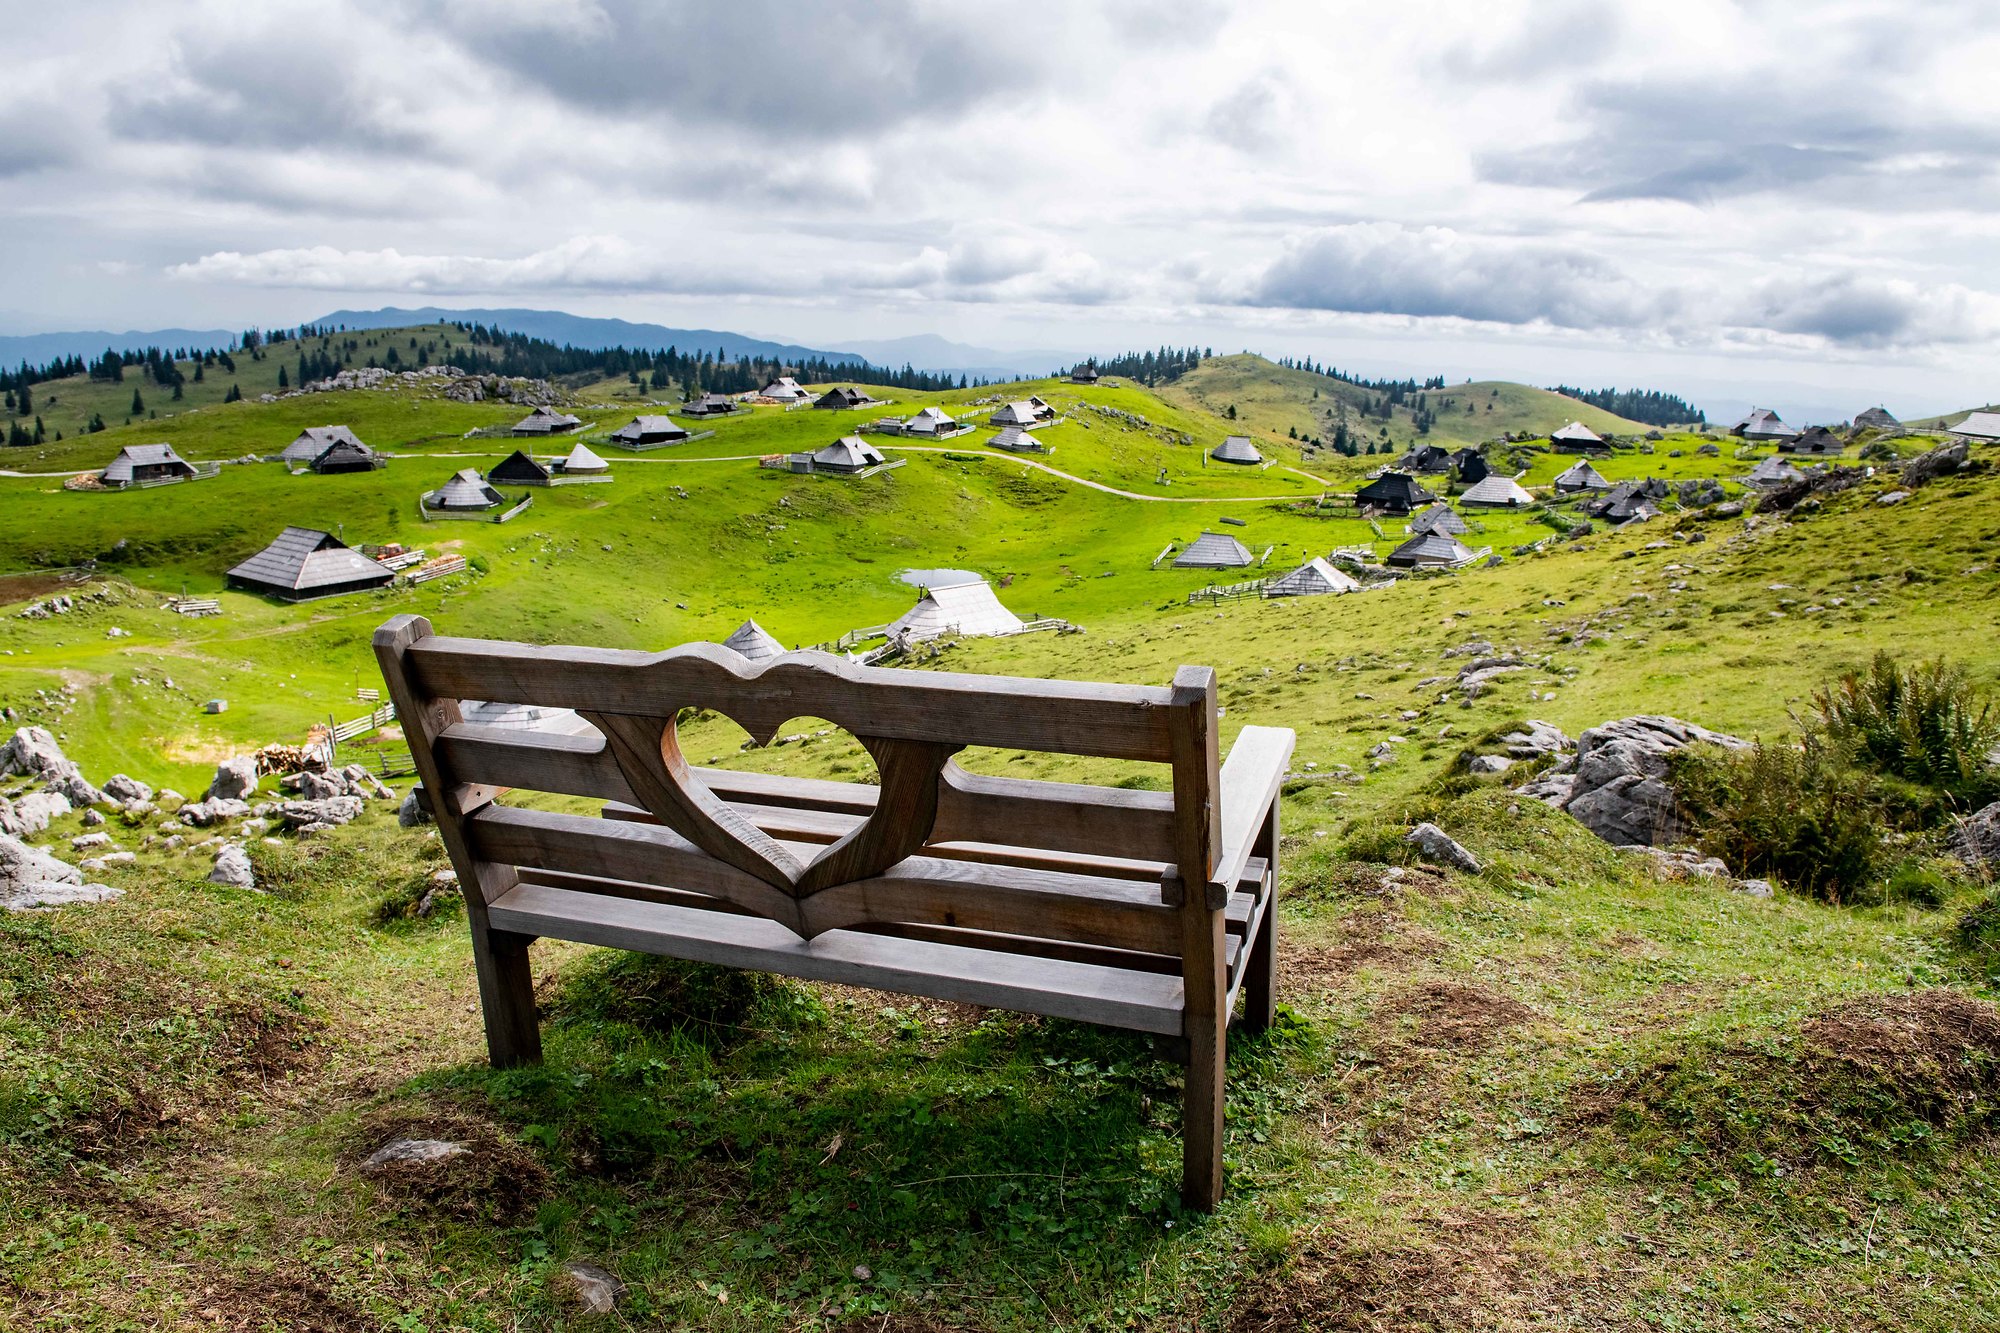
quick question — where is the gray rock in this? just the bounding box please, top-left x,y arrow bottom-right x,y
398,787 -> 433,827
1498,719 -> 1573,759
180,797 -> 251,828
1950,802 -> 2000,869
208,844 -> 256,890
1876,490 -> 1910,506
79,807 -> 105,827
102,773 -> 153,805
362,1137 -> 467,1170
0,832 -> 120,911
45,772 -> 108,808
1517,771 -> 1577,807
1902,440 -> 1969,489
156,788 -> 186,809
296,770 -> 347,801
1734,878 -> 1775,899
1468,754 -> 1514,775
0,790 -> 71,836
1557,716 -> 1750,847
70,832 -> 112,850
277,796 -> 365,831
562,1263 -> 625,1316
0,725 -> 78,784
205,757 -> 259,803
1406,821 -> 1482,872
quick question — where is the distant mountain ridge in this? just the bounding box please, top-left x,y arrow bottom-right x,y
310,306 -> 865,367
0,326 -> 237,366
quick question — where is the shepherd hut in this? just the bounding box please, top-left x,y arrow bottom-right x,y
811,436 -> 886,474
1949,412 -> 2000,442
99,443 -> 197,487
1732,408 -> 1795,440
1265,557 -> 1360,597
1553,459 -> 1613,494
487,450 -> 553,486
225,527 -> 393,602
1781,426 -> 1844,455
903,406 -> 960,436
1172,532 -> 1255,569
1355,471 -> 1435,514
1069,363 -> 1101,384
308,438 -> 385,473
1458,474 -> 1536,509
758,376 -> 808,404
609,415 -> 690,448
990,426 -> 1046,452
1211,435 -> 1263,465
424,468 -> 505,511
1408,503 -> 1471,536
511,405 -> 583,436
886,580 -> 1024,642
815,387 -> 881,411
1400,444 -> 1451,473
1386,531 -> 1476,569
720,619 -> 786,662
1853,406 -> 1900,433
681,392 -> 738,418
1447,448 -> 1489,484
1550,422 -> 1607,453
1745,456 -> 1803,487
553,442 -> 610,477
279,425 -> 366,464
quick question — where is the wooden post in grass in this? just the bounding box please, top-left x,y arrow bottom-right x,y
373,613 -> 542,1067
1167,664 -> 1226,1212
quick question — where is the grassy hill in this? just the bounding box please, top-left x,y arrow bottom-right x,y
1160,353 -> 1657,459
4,362 -> 2000,1329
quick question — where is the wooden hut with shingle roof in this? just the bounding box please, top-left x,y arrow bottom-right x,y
1387,531 -> 1477,569
1265,557 -> 1359,597
488,450 -> 553,486
424,468 -> 505,511
1553,459 -> 1613,494
608,415 -> 689,449
811,436 -> 886,474
308,438 -> 385,473
721,619 -> 786,662
1458,474 -> 1536,508
225,527 -> 394,602
1172,532 -> 1255,569
1211,435 -> 1263,465
553,442 -> 610,477
1355,471 -> 1435,514
99,443 -> 197,487
886,580 -> 1025,642
1408,503 -> 1471,536
279,425 -> 366,464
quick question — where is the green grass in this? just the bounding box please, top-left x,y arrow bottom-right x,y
4,359 -> 2000,1328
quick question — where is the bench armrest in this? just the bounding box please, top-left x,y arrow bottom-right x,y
1208,725 -> 1295,907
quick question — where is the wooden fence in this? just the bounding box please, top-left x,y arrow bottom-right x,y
405,556 -> 468,585
1187,580 -> 1269,605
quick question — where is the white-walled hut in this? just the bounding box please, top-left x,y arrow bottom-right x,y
1458,474 -> 1536,508
811,435 -> 887,474
511,405 -> 583,436
608,415 -> 690,448
1172,531 -> 1255,569
721,619 -> 787,662
1211,435 -> 1263,465
885,580 -> 1025,642
226,526 -> 394,602
424,468 -> 505,511
1265,557 -> 1360,597
99,442 -> 197,487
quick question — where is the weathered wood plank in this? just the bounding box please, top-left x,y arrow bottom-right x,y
435,724 -> 1178,862
468,805 -> 1182,954
1212,725 -> 1295,904
406,637 -> 1178,761
487,880 -> 1185,1036
1167,664 -> 1226,1213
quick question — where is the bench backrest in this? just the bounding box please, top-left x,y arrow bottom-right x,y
374,615 -> 1223,955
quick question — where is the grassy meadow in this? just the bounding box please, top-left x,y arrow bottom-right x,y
4,339 -> 2000,1330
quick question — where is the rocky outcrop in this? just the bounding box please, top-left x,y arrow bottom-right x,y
102,773 -> 153,805
206,757 -> 259,802
208,844 -> 256,890
181,797 -> 252,827
1520,715 -> 1749,847
0,790 -> 71,837
1950,803 -> 2000,870
0,725 -> 77,784
1902,440 -> 1970,489
1,832 -> 120,911
277,796 -> 365,834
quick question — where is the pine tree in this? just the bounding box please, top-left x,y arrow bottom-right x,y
225,383 -> 242,403
277,366 -> 288,388
130,388 -> 144,415
16,382 -> 29,415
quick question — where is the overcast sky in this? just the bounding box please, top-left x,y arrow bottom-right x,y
5,0 -> 1998,417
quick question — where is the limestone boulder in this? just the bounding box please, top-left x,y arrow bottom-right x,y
1554,715 -> 1750,847
206,757 -> 259,802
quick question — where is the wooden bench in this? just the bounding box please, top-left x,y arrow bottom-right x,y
374,613 -> 1294,1210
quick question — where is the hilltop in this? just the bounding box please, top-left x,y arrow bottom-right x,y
2,358 -> 1998,1329
1161,353 -> 1656,457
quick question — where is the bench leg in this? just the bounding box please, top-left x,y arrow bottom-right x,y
1182,1010 -> 1226,1212
1242,803 -> 1280,1034
473,926 -> 543,1068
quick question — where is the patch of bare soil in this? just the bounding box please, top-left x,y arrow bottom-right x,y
834,1315 -> 972,1333
0,571 -> 72,605
1389,980 -> 1536,1053
1802,989 -> 2000,1108
1229,1214 -> 1626,1333
1282,908 -> 1444,994
345,1102 -> 550,1222
188,1266 -> 370,1333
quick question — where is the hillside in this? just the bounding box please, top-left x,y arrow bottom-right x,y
3,367 -> 1999,1329
1161,353 -> 1655,458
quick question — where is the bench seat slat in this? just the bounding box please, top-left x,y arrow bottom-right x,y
469,804 -> 1183,954
488,880 -> 1187,1036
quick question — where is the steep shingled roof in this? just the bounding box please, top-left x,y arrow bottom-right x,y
1173,531 -> 1255,568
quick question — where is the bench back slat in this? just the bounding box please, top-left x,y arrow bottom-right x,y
404,635 -> 1179,762
436,721 -> 1179,864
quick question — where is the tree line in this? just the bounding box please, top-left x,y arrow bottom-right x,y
1546,385 -> 1705,427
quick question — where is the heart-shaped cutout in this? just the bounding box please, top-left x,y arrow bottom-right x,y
581,706 -> 962,899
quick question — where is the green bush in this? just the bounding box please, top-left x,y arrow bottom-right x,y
1959,890 -> 2000,981
1815,653 -> 2000,809
1669,738 -> 1895,904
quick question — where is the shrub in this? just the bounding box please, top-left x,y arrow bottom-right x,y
1669,738 -> 1895,904
1960,890 -> 2000,981
1814,653 -> 2000,808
